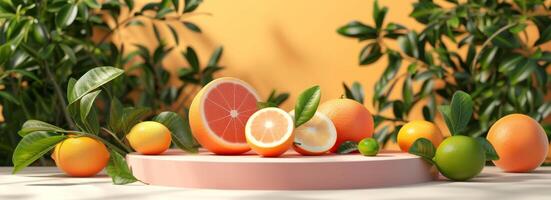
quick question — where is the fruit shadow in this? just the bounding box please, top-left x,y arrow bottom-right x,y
25,181 -> 109,186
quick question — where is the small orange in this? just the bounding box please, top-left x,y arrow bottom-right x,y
487,114 -> 549,172
317,99 -> 374,152
52,136 -> 110,177
126,121 -> 172,155
245,107 -> 294,157
397,120 -> 443,152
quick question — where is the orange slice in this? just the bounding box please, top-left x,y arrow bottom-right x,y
245,107 -> 294,157
290,111 -> 337,155
189,77 -> 260,154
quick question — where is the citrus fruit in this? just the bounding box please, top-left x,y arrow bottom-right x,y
245,107 -> 294,157
189,77 -> 260,154
290,111 -> 337,156
317,98 -> 374,152
487,114 -> 548,172
51,136 -> 110,177
358,138 -> 379,156
433,135 -> 485,181
126,121 -> 172,155
397,120 -> 443,152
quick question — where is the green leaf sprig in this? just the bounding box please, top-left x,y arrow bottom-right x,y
408,91 -> 499,165
293,85 -> 321,127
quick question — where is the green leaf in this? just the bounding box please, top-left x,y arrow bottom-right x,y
167,24 -> 179,45
183,21 -> 201,33
438,105 -> 455,134
408,138 -> 435,164
183,47 -> 200,71
106,150 -> 138,185
184,0 -> 202,13
0,91 -> 20,105
108,99 -> 124,136
18,120 -> 67,137
207,47 -> 223,67
84,0 -> 102,9
336,141 -> 358,154
12,132 -> 67,174
359,43 -> 383,65
402,75 -> 413,109
79,90 -> 101,128
56,4 -> 78,28
69,67 -> 124,104
447,16 -> 460,28
475,137 -> 499,161
343,82 -> 364,104
124,0 -> 134,10
535,25 -> 551,46
121,107 -> 152,135
373,0 -> 388,30
257,102 -> 278,109
153,111 -> 198,153
450,91 -> 473,134
152,23 -> 162,43
294,85 -> 321,127
337,21 -> 377,39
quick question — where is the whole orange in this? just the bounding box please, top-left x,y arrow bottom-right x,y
52,136 -> 110,177
487,114 -> 548,172
126,121 -> 172,155
317,99 -> 374,152
397,120 -> 443,152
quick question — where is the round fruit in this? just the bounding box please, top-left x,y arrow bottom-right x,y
397,120 -> 443,152
317,99 -> 374,152
290,111 -> 337,156
126,121 -> 172,155
245,107 -> 294,157
189,77 -> 260,155
51,136 -> 110,177
433,135 -> 485,181
487,114 -> 548,172
358,138 -> 379,156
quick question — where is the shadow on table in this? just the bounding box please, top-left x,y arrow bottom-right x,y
26,181 -> 110,186
0,194 -> 33,200
23,174 -> 108,178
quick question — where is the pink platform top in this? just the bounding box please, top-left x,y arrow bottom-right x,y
127,149 -> 437,190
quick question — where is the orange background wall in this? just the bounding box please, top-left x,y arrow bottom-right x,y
116,0 -> 549,125
120,0 -> 422,111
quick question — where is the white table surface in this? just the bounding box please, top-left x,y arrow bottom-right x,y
1,167 -> 550,200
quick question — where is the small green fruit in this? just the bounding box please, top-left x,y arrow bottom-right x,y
433,135 -> 485,181
358,138 -> 379,156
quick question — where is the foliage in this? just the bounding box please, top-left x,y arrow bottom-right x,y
339,0 -> 551,145
0,0 -> 220,166
12,66 -> 198,184
409,91 -> 498,167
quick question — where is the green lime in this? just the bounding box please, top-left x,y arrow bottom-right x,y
358,138 -> 379,156
433,135 -> 485,181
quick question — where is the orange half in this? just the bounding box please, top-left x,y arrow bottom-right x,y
245,108 -> 294,157
189,77 -> 260,154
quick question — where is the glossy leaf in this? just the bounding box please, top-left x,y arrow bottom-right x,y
183,21 -> 201,33
337,21 -> 377,39
183,47 -> 200,71
106,150 -> 138,185
184,0 -> 202,13
56,4 -> 78,28
336,141 -> 358,154
408,138 -> 435,164
68,67 -> 124,104
12,132 -> 67,174
294,86 -> 321,127
153,111 -> 198,153
18,120 -> 67,137
475,137 -> 499,161
207,47 -> 223,67
359,43 -> 382,65
79,90 -> 101,130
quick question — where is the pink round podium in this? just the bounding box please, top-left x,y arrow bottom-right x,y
126,149 -> 437,190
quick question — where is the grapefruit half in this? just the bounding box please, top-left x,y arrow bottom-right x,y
189,77 -> 260,154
